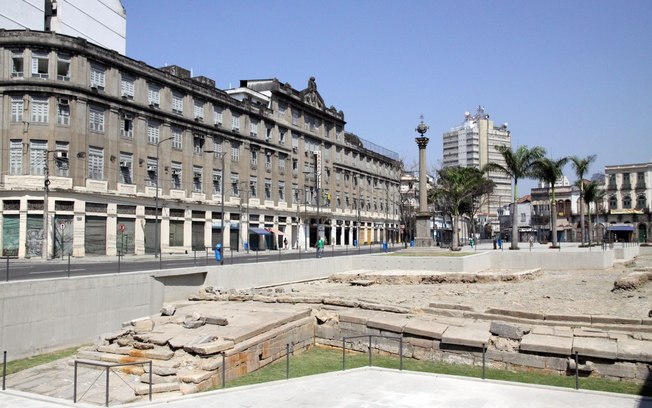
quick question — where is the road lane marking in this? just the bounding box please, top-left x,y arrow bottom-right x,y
29,268 -> 86,274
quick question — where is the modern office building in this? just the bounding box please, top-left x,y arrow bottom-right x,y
0,30 -> 400,258
0,0 -> 127,54
442,106 -> 512,235
604,162 -> 651,242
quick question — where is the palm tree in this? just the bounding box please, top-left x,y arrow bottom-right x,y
570,155 -> 597,245
532,156 -> 569,248
483,145 -> 546,250
583,181 -> 605,245
432,166 -> 494,251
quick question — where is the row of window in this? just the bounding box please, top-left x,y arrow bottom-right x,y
607,172 -> 647,186
8,48 -> 399,177
10,93 -> 393,175
609,194 -> 647,210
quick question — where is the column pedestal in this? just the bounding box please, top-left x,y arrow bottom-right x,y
414,212 -> 433,247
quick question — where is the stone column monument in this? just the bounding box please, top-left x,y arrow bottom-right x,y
414,116 -> 434,247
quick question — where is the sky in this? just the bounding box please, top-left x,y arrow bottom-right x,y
121,0 -> 652,192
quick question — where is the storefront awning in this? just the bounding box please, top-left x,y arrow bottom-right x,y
267,227 -> 285,235
249,227 -> 271,235
607,225 -> 634,232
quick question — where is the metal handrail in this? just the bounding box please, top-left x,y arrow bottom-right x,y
73,359 -> 152,407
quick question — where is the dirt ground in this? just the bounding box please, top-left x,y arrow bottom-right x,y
279,253 -> 652,319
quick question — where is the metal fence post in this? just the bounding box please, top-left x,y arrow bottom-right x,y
399,336 -> 403,371
368,335 -> 372,367
575,351 -> 579,390
2,350 -> 6,390
117,252 -> 121,274
149,361 -> 152,401
105,366 -> 109,407
67,254 -> 71,278
286,344 -> 290,380
342,338 -> 346,371
482,343 -> 486,380
221,352 -> 226,388
4,257 -> 8,282
73,360 -> 77,403
193,250 -> 197,265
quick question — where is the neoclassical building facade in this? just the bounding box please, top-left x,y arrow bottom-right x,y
0,30 -> 400,258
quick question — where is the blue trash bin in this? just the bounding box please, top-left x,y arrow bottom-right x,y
214,243 -> 222,262
382,242 -> 387,252
353,240 -> 357,247
244,242 -> 249,251
410,240 -> 414,247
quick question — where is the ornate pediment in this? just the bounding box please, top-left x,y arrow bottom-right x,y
300,77 -> 325,110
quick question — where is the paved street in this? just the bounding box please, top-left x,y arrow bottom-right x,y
1,243 -> 400,281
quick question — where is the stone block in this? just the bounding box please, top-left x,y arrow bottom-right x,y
339,311 -> 375,325
169,334 -> 203,349
323,298 -> 359,308
592,361 -> 638,379
135,382 -> 179,395
133,341 -> 154,350
405,336 -> 436,349
573,337 -> 618,360
185,339 -> 234,355
139,373 -> 177,384
367,315 -> 407,333
429,302 -> 474,311
315,325 -> 341,341
132,318 -> 155,333
545,314 -> 591,324
199,356 -> 223,371
403,319 -> 447,340
485,308 -> 544,321
359,302 -> 410,313
128,347 -> 175,360
177,369 -> 216,384
520,334 -> 572,355
441,326 -> 490,348
573,329 -> 609,338
502,352 -> 546,369
545,356 -> 570,372
617,338 -> 652,362
531,326 -> 554,336
160,304 -> 176,316
422,308 -> 464,318
590,315 -> 641,325
204,315 -> 229,326
489,321 -> 528,340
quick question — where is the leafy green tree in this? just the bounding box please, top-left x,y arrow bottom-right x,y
432,166 -> 494,250
483,145 -> 546,249
532,156 -> 569,248
570,155 -> 597,245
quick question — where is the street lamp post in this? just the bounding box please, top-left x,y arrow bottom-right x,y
155,137 -> 174,266
42,152 -> 52,260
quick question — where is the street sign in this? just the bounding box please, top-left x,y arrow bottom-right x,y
119,223 -> 126,233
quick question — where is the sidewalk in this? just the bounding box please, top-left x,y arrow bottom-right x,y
2,367 -> 650,408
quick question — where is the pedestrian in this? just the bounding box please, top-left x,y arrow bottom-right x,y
283,237 -> 288,250
469,238 -> 474,249
529,235 -> 534,249
497,236 -> 503,249
316,235 -> 324,258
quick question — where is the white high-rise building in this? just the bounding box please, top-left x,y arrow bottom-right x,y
442,106 -> 512,234
0,0 -> 126,54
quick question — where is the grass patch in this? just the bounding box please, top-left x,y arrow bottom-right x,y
219,347 -> 651,397
3,347 -> 78,376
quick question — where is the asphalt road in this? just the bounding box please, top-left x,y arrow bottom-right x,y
1,245 -> 401,281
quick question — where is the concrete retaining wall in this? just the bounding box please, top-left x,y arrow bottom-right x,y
614,245 -> 640,261
351,252 -> 492,273
0,257 -> 350,359
489,249 -> 615,270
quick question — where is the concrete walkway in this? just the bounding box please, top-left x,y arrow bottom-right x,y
2,367 -> 650,407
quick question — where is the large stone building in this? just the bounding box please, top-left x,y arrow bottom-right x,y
0,0 -> 126,54
0,30 -> 400,258
442,106 -> 512,235
604,162 -> 651,242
